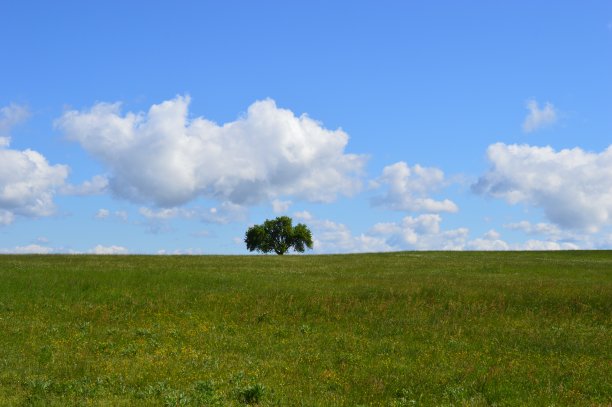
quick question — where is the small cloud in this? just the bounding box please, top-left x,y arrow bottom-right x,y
504,220 -> 561,236
61,175 -> 108,196
466,238 -> 509,251
0,103 -> 30,137
138,203 -> 245,225
95,209 -> 110,219
0,210 -> 15,225
522,99 -> 557,133
465,229 -> 509,250
89,244 -> 128,254
200,202 -> 246,224
483,229 -> 501,240
294,210 -> 313,221
157,248 -> 204,255
95,208 -> 128,221
139,207 -> 187,220
114,210 -> 128,221
272,199 -> 292,214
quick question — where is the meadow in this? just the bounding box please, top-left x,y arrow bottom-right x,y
0,251 -> 610,406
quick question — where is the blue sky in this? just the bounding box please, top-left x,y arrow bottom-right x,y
1,1 -> 612,254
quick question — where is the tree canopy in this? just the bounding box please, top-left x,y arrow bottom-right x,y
244,216 -> 313,255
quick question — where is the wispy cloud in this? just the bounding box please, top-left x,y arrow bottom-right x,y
272,199 -> 292,214
95,208 -> 128,221
522,99 -> 557,133
0,103 -> 30,138
61,175 -> 109,196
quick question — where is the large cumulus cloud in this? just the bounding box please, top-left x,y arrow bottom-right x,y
56,96 -> 366,207
473,143 -> 612,231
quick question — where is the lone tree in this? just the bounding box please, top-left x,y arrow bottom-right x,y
245,216 -> 313,255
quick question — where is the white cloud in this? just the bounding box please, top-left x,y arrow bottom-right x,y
294,210 -> 313,221
473,143 -> 612,231
0,244 -> 54,254
56,96 -> 365,207
0,104 -> 68,225
0,210 -> 15,225
483,229 -> 501,240
371,162 -> 458,213
301,212 -> 470,253
291,210 -> 392,253
95,209 -> 110,219
502,220 -> 604,249
370,214 -> 469,250
272,199 -> 292,214
61,175 -> 108,195
466,238 -> 510,251
138,206 -> 189,234
504,220 -> 561,236
200,202 -> 247,224
0,103 -> 30,138
90,244 -> 128,254
517,240 -> 579,250
157,248 -> 205,255
139,202 -> 246,224
464,232 -> 579,251
465,229 -> 509,250
95,208 -> 128,221
138,203 -> 244,235
293,211 -> 587,253
139,206 -> 186,220
16,244 -> 53,254
523,99 -> 557,133
115,210 -> 128,221
460,228 -> 581,251
0,145 -> 69,225
310,218 -> 392,254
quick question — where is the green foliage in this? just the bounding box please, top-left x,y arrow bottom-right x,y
0,252 -> 610,405
245,216 -> 313,255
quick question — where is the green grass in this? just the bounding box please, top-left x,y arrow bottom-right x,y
0,251 -> 610,406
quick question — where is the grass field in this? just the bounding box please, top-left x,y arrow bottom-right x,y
0,252 -> 610,406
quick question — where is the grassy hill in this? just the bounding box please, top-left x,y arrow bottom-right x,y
0,252 -> 610,406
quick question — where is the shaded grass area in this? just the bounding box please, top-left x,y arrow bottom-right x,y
0,251 -> 610,405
